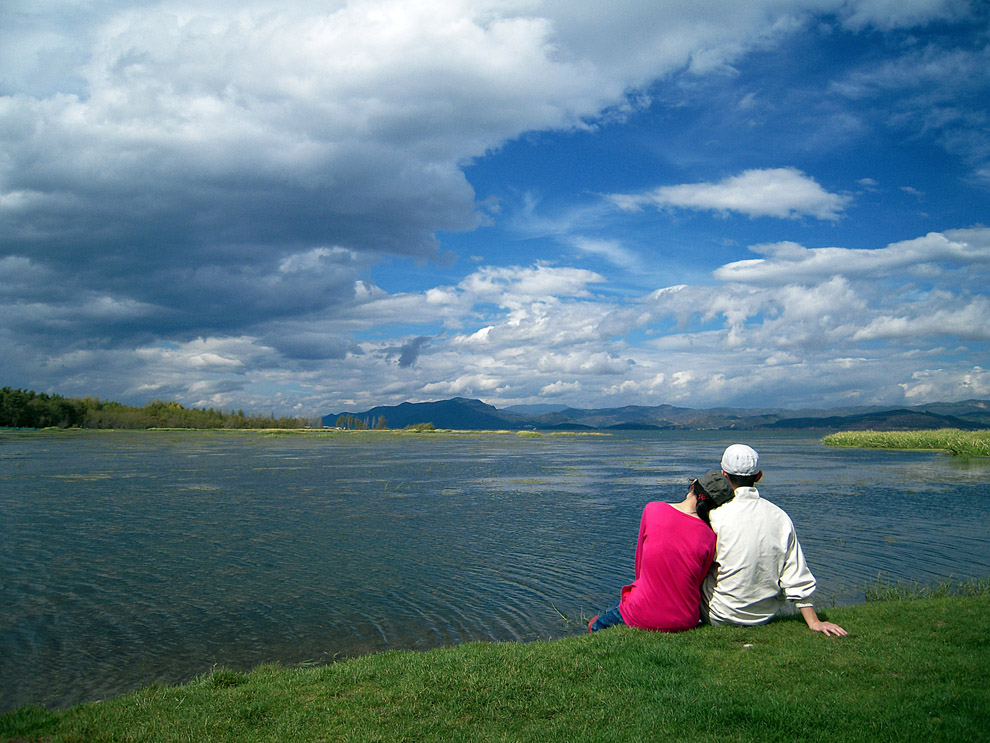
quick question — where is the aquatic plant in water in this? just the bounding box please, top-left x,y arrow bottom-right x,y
822,429 -> 990,457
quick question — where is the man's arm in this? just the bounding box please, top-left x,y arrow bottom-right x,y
799,606 -> 847,636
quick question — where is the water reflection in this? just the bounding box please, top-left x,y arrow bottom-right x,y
1,429 -> 987,712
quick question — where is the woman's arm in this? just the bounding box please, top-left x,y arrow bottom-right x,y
632,504 -> 650,579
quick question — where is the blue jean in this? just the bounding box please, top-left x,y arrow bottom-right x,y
590,603 -> 626,631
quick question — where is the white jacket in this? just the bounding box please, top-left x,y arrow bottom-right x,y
702,486 -> 817,625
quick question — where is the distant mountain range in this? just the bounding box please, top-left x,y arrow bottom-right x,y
324,397 -> 990,431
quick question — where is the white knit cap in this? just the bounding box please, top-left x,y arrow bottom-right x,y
721,444 -> 760,475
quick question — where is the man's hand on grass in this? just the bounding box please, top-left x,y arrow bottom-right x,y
800,606 -> 848,636
808,619 -> 848,636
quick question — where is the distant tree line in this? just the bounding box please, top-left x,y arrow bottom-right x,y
334,414 -> 388,430
0,387 -> 309,430
332,415 -> 435,431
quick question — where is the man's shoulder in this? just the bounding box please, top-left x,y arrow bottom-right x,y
750,490 -> 791,515
748,492 -> 798,531
711,489 -> 792,526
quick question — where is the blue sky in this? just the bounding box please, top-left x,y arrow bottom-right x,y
1,0 -> 988,416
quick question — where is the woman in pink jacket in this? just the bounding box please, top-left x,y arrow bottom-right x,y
588,471 -> 732,633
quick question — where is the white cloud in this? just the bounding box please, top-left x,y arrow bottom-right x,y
900,366 -> 990,401
715,227 -> 990,285
837,0 -> 972,31
832,35 -> 989,97
536,351 -> 630,375
540,380 -> 581,396
454,326 -> 495,345
570,236 -> 644,272
457,264 -> 605,303
610,168 -> 851,220
422,374 -> 502,396
853,296 -> 990,341
134,337 -> 263,372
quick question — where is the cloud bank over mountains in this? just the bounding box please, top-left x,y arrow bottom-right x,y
1,0 -> 987,414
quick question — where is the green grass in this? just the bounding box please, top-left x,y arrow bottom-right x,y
4,585 -> 988,742
822,428 -> 990,457
862,574 -> 990,602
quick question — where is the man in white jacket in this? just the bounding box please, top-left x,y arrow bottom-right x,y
702,444 -> 847,636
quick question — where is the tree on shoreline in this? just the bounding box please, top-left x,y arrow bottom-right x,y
0,387 -> 307,430
334,414 -> 390,429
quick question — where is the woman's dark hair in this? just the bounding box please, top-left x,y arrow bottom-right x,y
696,494 -> 722,526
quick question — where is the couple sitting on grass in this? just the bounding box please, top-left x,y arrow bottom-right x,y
589,444 -> 847,637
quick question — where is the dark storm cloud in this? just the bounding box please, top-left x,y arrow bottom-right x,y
396,336 -> 433,368
264,331 -> 360,362
0,2 -> 495,361
0,245 -> 364,353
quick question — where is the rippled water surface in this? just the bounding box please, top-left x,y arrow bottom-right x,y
2,429 -> 988,712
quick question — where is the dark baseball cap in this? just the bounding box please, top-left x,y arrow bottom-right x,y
694,470 -> 734,507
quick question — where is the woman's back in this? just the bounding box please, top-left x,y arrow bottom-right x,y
618,501 -> 716,632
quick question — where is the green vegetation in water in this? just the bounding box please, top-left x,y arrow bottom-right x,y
863,573 -> 990,602
403,422 -> 437,432
822,428 -> 990,457
4,582 -> 988,743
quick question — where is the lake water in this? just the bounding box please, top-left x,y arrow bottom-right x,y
2,429 -> 988,713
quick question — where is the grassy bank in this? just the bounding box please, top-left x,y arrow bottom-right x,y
3,588 -> 988,742
822,428 -> 990,457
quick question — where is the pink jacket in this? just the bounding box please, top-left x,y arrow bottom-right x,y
619,502 -> 717,632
